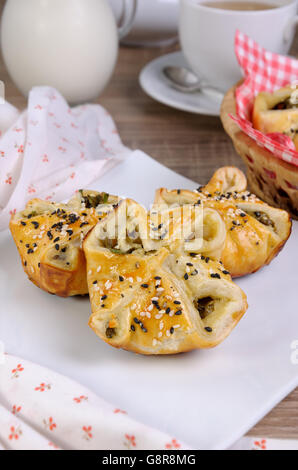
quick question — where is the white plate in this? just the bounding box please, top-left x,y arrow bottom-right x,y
1,150 -> 298,450
139,51 -> 222,116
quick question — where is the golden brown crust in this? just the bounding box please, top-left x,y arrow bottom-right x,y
83,199 -> 248,355
9,191 -> 119,297
253,85 -> 298,150
154,167 -> 292,278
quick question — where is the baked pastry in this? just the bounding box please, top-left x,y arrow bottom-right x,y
83,198 -> 247,355
253,84 -> 298,150
154,167 -> 292,277
10,190 -> 119,297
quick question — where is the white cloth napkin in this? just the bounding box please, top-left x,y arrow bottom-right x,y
0,86 -> 131,231
0,354 -> 189,450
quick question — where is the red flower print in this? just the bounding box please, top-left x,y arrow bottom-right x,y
58,146 -> 66,153
13,127 -> 23,133
82,426 -> 93,440
48,441 -> 59,449
29,120 -> 38,126
0,150 -> 5,157
80,151 -> 85,160
43,417 -> 57,431
9,425 -> 22,440
42,154 -> 49,163
48,112 -> 55,117
253,439 -> 267,450
62,137 -> 69,143
9,209 -> 16,216
16,144 -> 24,154
5,176 -> 12,185
78,140 -> 84,147
54,123 -> 61,129
70,172 -> 75,179
11,364 -> 24,378
71,122 -> 78,129
28,184 -> 36,194
35,382 -> 51,392
165,438 -> 181,449
73,395 -> 88,403
12,405 -> 21,415
124,434 -> 136,449
35,104 -> 43,110
114,408 -> 127,414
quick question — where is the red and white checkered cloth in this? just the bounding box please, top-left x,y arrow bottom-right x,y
230,30 -> 298,167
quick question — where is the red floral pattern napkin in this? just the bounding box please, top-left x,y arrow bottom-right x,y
230,30 -> 298,167
0,354 -> 188,450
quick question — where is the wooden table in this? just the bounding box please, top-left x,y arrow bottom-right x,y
0,0 -> 297,441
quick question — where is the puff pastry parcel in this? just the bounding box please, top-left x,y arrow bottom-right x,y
83,199 -> 247,354
154,167 -> 291,277
10,190 -> 119,296
253,85 -> 298,150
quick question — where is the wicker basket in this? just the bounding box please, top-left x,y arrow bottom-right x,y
220,83 -> 298,219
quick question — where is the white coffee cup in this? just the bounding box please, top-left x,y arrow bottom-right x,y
179,0 -> 298,92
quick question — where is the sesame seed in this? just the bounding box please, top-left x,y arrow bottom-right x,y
119,276 -> 124,282
205,326 -> 212,332
210,273 -> 221,279
184,273 -> 189,280
131,325 -> 135,331
54,244 -> 59,250
175,310 -> 182,315
141,283 -> 149,288
170,327 -> 174,334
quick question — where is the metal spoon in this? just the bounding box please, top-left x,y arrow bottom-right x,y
163,65 -> 223,100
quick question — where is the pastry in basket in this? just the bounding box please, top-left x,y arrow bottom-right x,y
154,167 -> 292,277
253,84 -> 298,150
83,198 -> 247,355
10,190 -> 119,297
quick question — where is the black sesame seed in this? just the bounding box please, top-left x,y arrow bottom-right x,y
31,221 -> 39,229
222,270 -> 230,275
119,276 -> 124,282
134,317 -> 140,324
20,221 -> 26,226
175,310 -> 182,315
53,237 -> 60,243
184,273 -> 189,280
205,326 -> 212,332
186,262 -> 193,266
174,301 -> 181,305
66,229 -> 73,235
205,257 -> 210,263
54,244 -> 59,251
101,304 -> 105,308
24,261 -> 27,266
93,280 -> 98,284
170,327 -> 174,334
101,295 -> 107,300
141,326 -> 148,333
210,273 -> 221,279
61,247 -> 67,253
190,253 -> 197,257
131,324 -> 135,332
38,262 -> 40,268
27,248 -> 33,254
240,212 -> 246,217
25,243 -> 30,248
80,221 -> 89,227
154,276 -> 161,280
47,231 -> 53,240
141,284 -> 149,288
166,307 -> 171,314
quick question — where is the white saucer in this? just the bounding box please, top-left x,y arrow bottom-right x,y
139,51 -> 222,116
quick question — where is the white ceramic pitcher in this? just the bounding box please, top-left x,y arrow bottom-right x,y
1,0 -> 137,104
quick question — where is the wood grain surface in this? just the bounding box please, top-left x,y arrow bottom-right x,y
0,0 -> 297,440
